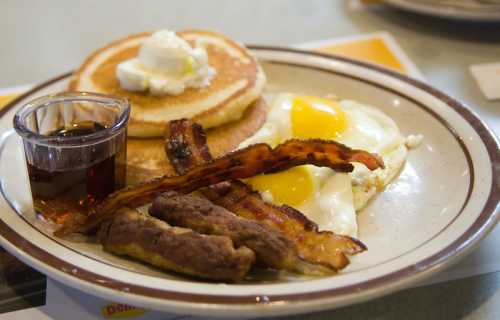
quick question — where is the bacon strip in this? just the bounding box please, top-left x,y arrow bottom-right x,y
165,119 -> 371,271
165,119 -> 212,175
57,123 -> 382,237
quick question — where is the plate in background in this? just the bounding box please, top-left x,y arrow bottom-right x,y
384,0 -> 500,21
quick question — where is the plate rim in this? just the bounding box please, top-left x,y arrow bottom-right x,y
0,46 -> 498,314
384,0 -> 500,22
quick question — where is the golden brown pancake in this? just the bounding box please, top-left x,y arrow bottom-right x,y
126,97 -> 268,185
69,30 -> 266,138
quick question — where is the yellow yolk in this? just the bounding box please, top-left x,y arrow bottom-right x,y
291,96 -> 347,140
245,95 -> 348,208
246,166 -> 313,206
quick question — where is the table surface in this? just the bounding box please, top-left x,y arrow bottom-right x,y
0,1 -> 499,319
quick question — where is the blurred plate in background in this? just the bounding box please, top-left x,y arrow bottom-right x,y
384,0 -> 500,21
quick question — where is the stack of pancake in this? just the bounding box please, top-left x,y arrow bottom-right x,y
69,30 -> 267,184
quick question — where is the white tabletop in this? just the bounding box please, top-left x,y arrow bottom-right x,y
1,1 -> 499,319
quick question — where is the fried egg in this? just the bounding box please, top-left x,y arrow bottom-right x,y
239,94 -> 414,238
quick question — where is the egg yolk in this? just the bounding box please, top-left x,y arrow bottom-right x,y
246,95 -> 347,207
291,96 -> 347,139
246,166 -> 313,206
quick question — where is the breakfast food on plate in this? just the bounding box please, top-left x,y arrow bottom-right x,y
237,94 -> 413,238
165,119 -> 368,271
54,29 -> 422,282
69,29 -> 267,183
150,191 -> 332,275
58,133 -> 378,279
98,207 -> 255,282
53,90 -> 414,281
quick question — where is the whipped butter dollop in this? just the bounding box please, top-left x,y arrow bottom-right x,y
116,30 -> 216,96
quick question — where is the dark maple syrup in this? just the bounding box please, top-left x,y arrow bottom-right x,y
26,121 -> 126,224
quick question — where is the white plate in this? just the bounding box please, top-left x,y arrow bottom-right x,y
0,47 -> 498,318
384,0 -> 500,21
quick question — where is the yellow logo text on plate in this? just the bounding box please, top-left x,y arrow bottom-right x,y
101,303 -> 147,319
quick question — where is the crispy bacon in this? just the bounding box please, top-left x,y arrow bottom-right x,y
165,119 -> 372,271
56,122 -> 383,237
165,120 -> 212,175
